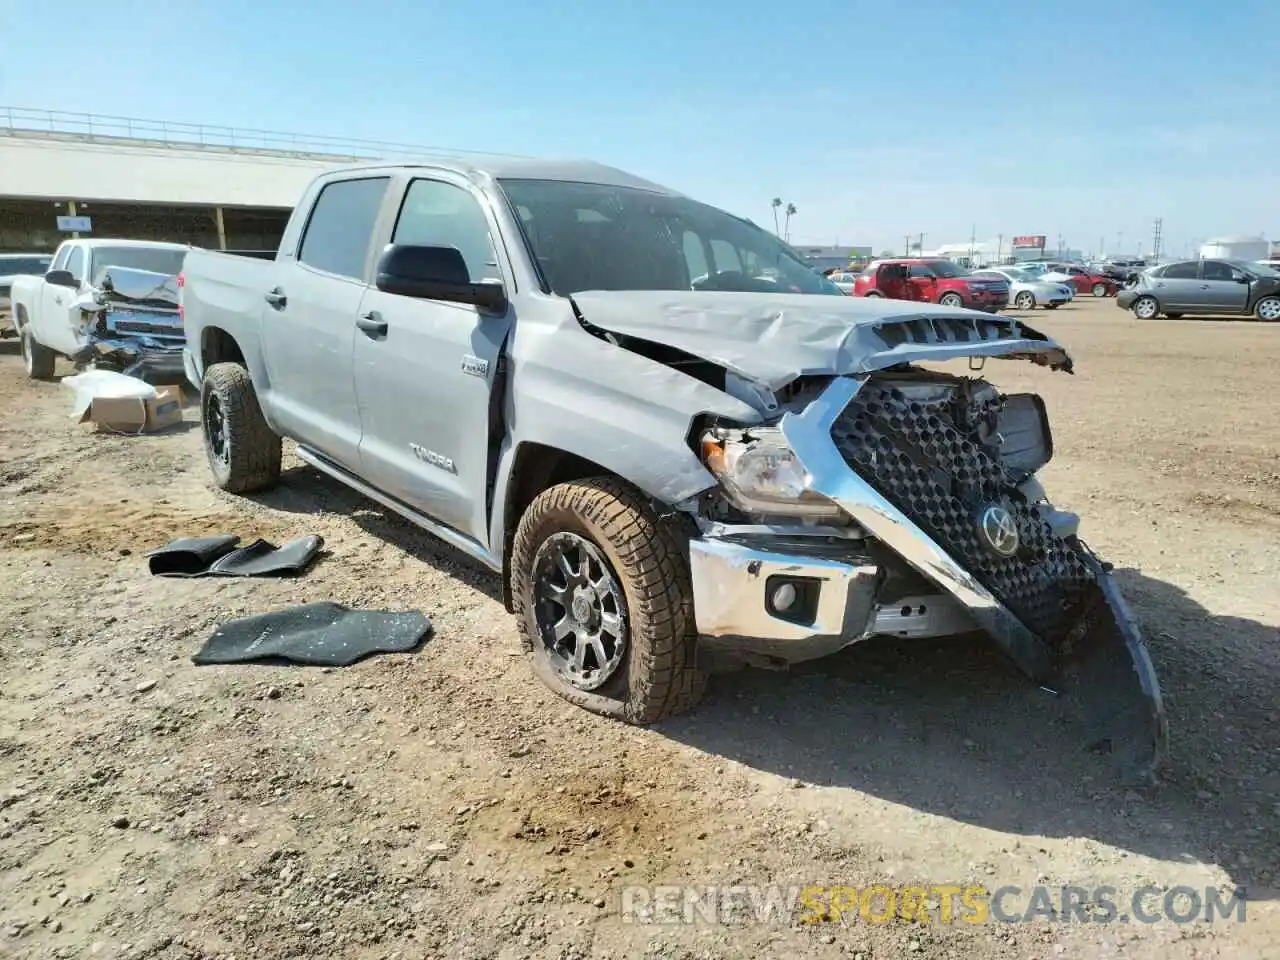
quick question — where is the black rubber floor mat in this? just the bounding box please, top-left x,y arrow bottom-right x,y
147,534 -> 324,577
193,602 -> 432,667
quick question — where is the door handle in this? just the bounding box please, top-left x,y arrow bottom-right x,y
1199,284 -> 1210,289
356,311 -> 388,337
264,287 -> 287,309
54,297 -> 65,305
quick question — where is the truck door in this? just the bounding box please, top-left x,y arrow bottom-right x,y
35,244 -> 84,355
352,175 -> 514,546
261,175 -> 392,472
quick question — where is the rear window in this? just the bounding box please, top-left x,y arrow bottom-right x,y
298,177 -> 391,280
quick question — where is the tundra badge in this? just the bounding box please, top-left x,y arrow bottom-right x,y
461,354 -> 489,378
410,443 -> 456,474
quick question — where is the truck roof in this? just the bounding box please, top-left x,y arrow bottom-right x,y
59,238 -> 191,250
327,157 -> 682,196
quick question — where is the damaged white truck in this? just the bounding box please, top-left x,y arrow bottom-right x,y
9,239 -> 189,381
180,160 -> 1167,782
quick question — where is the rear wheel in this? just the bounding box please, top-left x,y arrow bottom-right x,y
511,477 -> 707,724
1014,291 -> 1036,310
1132,296 -> 1159,320
1255,296 -> 1280,322
938,292 -> 964,308
1092,282 -> 1108,297
200,362 -> 282,493
20,330 -> 56,380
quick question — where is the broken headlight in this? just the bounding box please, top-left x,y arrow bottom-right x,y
701,425 -> 844,520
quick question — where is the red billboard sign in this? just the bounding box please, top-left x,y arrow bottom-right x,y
1012,235 -> 1047,249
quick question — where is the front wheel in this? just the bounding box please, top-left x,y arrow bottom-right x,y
20,330 -> 56,380
1132,296 -> 1159,320
1014,291 -> 1036,310
1092,282 -> 1108,297
200,362 -> 282,493
938,292 -> 965,308
511,477 -> 707,724
1255,296 -> 1280,322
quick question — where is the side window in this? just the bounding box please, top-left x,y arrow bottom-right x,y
65,246 -> 86,282
709,239 -> 743,274
1163,261 -> 1199,279
392,179 -> 499,282
1201,260 -> 1233,282
298,177 -> 390,280
908,263 -> 935,278
681,231 -> 708,282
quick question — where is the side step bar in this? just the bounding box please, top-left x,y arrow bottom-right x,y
294,445 -> 500,572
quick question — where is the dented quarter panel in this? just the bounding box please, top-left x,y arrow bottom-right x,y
570,290 -> 1073,389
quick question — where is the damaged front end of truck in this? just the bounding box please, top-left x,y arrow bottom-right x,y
69,266 -> 186,381
572,293 -> 1168,785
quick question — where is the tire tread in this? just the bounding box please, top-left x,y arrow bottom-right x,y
202,362 -> 282,493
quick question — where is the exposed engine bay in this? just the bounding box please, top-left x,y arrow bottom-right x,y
70,266 -> 184,378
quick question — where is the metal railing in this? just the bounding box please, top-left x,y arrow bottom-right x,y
0,105 -> 531,163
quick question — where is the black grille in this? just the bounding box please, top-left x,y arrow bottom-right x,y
830,381 -> 1092,644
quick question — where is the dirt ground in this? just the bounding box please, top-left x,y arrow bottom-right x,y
1,298 -> 1278,960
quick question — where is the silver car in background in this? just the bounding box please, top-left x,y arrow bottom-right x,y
972,267 -> 1074,310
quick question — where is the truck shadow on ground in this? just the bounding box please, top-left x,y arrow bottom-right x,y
661,567 -> 1279,903
247,461 -> 503,603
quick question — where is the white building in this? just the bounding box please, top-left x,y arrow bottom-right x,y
1199,235 -> 1270,262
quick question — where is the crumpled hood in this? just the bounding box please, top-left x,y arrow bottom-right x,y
571,290 -> 1073,390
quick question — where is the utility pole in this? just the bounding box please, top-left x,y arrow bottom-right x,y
996,233 -> 1003,264
1152,217 -> 1163,262
1099,235 -> 1105,259
918,232 -> 925,255
1117,231 -> 1124,256
969,223 -> 976,264
904,234 -> 911,256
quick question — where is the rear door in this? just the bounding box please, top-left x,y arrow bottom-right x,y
907,262 -> 938,301
352,173 -> 514,544
1149,260 -> 1200,310
261,174 -> 393,471
1197,260 -> 1250,314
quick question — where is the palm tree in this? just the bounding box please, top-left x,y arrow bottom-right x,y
783,203 -> 797,241
771,198 -> 782,235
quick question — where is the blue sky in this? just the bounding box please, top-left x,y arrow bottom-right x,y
2,0 -> 1275,257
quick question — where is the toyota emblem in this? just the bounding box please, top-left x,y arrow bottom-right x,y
977,503 -> 1020,558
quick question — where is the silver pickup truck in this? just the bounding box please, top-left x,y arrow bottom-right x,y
181,159 -> 1167,781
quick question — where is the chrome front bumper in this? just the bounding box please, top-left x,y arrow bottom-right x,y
688,533 -> 975,666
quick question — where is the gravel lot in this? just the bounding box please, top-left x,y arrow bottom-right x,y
1,298 -> 1277,959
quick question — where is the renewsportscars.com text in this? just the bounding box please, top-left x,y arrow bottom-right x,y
620,884 -> 1248,926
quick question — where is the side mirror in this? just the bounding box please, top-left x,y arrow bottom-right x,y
46,269 -> 78,289
1234,274 -> 1251,283
374,244 -> 507,314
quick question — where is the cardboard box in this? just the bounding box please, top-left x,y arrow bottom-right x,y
80,384 -> 183,434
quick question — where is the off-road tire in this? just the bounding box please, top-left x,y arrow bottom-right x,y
938,292 -> 965,308
20,329 -> 56,380
200,362 -> 282,494
511,477 -> 707,724
1254,296 -> 1280,322
1014,291 -> 1036,310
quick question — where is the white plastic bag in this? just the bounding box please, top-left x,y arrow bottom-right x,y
61,369 -> 157,420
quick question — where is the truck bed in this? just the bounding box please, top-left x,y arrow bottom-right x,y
181,247 -> 278,346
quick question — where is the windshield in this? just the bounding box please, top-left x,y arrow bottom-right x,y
498,179 -> 842,296
921,259 -> 969,278
88,246 -> 188,284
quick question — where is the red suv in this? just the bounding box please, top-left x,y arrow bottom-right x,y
852,258 -> 1009,312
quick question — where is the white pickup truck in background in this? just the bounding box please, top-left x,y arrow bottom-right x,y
8,238 -> 190,381
0,252 -> 52,336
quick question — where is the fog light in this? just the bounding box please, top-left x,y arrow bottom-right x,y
771,582 -> 797,611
